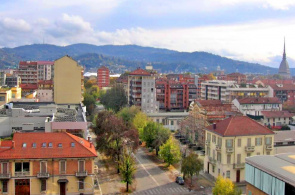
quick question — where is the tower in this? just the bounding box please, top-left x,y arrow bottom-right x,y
278,38 -> 291,79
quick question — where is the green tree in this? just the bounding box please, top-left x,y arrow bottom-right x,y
117,106 -> 140,127
181,153 -> 203,185
142,121 -> 158,148
82,92 -> 96,115
152,125 -> 170,155
159,137 -> 181,166
213,176 -> 242,195
100,84 -> 127,112
119,148 -> 136,192
132,111 -> 149,139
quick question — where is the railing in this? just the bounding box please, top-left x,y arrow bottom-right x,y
265,145 -> 273,150
216,145 -> 221,151
15,171 -> 30,177
0,173 -> 11,179
205,140 -> 210,145
245,146 -> 255,152
226,148 -> 234,153
75,171 -> 88,177
233,163 -> 245,169
209,157 -> 216,165
37,172 -> 50,178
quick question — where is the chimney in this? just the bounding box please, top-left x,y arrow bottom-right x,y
90,142 -> 93,148
11,141 -> 15,148
213,123 -> 216,130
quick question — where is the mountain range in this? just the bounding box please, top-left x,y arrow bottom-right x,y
0,43 -> 290,75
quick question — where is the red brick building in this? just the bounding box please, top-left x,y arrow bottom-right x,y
226,72 -> 246,84
269,83 -> 295,105
97,66 -> 110,88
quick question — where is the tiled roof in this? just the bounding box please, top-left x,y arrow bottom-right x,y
261,111 -> 294,118
37,61 -> 54,65
20,84 -> 38,90
269,83 -> 295,90
38,80 -> 53,85
129,68 -> 151,76
19,61 -> 37,65
196,100 -> 222,107
206,116 -> 274,137
0,132 -> 97,159
236,97 -> 280,104
227,72 -> 246,77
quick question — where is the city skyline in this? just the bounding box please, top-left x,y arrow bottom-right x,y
0,0 -> 295,67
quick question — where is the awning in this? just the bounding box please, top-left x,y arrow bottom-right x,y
57,179 -> 69,183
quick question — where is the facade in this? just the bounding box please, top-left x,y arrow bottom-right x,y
147,112 -> 189,131
0,71 -> 6,86
232,97 -> 282,117
245,153 -> 295,195
37,80 -> 54,102
127,68 -> 159,113
204,116 -> 275,183
0,89 -> 12,106
201,80 -> 272,103
261,111 -> 294,128
278,39 -> 291,79
97,66 -> 110,88
37,61 -> 54,81
226,73 -> 246,84
0,132 -> 97,195
5,75 -> 21,88
54,56 -> 84,104
269,83 -> 295,104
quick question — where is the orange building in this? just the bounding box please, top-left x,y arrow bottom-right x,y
97,66 -> 110,88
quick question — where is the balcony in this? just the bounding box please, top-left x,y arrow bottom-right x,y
205,140 -> 211,145
245,146 -> 255,152
265,145 -> 273,150
75,171 -> 88,178
233,163 -> 245,169
208,157 -> 216,165
216,145 -> 221,151
226,148 -> 234,153
15,171 -> 30,177
37,172 -> 50,179
0,173 -> 11,179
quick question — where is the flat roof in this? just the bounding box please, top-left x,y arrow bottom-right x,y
246,153 -> 295,186
275,130 -> 295,143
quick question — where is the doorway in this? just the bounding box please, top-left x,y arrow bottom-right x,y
60,182 -> 66,195
15,179 -> 30,195
207,162 -> 210,174
236,170 -> 240,183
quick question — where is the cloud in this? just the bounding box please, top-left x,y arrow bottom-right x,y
0,17 -> 31,32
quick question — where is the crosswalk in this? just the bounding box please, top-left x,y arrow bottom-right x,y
132,183 -> 190,195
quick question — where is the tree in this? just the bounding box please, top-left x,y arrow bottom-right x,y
142,121 -> 158,148
100,84 -> 127,112
213,176 -> 242,195
82,92 -> 96,115
132,112 -> 149,139
159,137 -> 181,166
94,111 -> 139,173
152,125 -> 170,155
117,106 -> 140,127
181,153 -> 203,185
119,148 -> 136,192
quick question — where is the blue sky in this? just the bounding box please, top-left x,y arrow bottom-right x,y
0,0 -> 295,67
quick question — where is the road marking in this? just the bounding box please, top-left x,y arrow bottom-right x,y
133,153 -> 160,187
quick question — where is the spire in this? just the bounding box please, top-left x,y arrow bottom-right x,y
283,37 -> 286,60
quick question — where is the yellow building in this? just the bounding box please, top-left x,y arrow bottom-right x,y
204,116 -> 274,183
0,88 -> 12,106
54,56 -> 84,104
11,87 -> 22,99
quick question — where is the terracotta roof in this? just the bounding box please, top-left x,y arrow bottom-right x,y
129,68 -> 151,76
236,97 -> 281,104
196,100 -> 223,107
19,61 -> 37,65
38,80 -> 53,85
0,132 -> 97,159
227,72 -> 246,77
20,84 -> 38,90
261,111 -> 294,118
269,84 -> 295,90
37,61 -> 54,65
206,116 -> 274,137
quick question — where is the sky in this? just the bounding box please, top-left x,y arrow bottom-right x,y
0,0 -> 295,68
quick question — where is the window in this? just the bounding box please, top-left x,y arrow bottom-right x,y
40,161 -> 47,173
255,138 -> 262,146
217,153 -> 221,162
212,135 -> 216,143
226,171 -> 230,178
207,133 -> 211,141
78,179 -> 84,190
41,179 -> 46,191
60,161 -> 66,174
237,139 -> 241,147
227,155 -> 231,164
58,143 -> 62,148
71,142 -> 75,147
78,160 -> 85,172
237,154 -> 241,164
22,143 -> 27,148
48,143 -> 53,148
32,143 -> 36,148
171,121 -> 174,126
265,137 -> 272,145
15,162 -> 30,175
247,138 -> 251,147
207,147 -> 210,157
267,152 -> 270,155
2,180 -> 8,193
42,143 -> 46,148
212,166 -> 215,173
226,139 -> 233,148
247,153 -> 251,157
217,138 -> 222,146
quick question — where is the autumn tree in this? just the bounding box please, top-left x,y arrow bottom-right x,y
142,121 -> 158,148
119,148 -> 136,192
117,106 -> 140,127
132,111 -> 149,139
94,111 -> 139,173
100,84 -> 127,112
159,136 -> 181,166
181,153 -> 203,185
213,176 -> 242,195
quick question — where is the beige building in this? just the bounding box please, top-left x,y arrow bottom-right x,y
54,56 -> 84,104
204,116 -> 274,183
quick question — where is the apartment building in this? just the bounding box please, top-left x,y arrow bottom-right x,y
201,80 -> 272,103
232,97 -> 282,117
0,132 -> 97,195
0,71 -> 6,86
5,75 -> 21,88
37,80 -> 53,102
97,66 -> 110,88
54,56 -> 84,104
245,154 -> 295,195
269,83 -> 295,105
204,116 -> 274,183
261,111 -> 294,128
127,68 -> 159,113
225,73 -> 246,84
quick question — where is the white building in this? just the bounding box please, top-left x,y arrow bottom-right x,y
147,112 -> 189,131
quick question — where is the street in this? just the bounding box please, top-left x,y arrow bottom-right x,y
133,148 -> 190,195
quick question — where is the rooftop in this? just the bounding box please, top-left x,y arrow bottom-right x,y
261,111 -> 294,118
236,97 -> 281,104
129,68 -> 151,76
274,130 -> 295,143
206,116 -> 274,137
0,132 -> 97,159
246,153 -> 295,186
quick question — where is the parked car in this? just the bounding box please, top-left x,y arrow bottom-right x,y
175,176 -> 184,185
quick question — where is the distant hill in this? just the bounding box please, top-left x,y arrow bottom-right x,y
0,43 -> 287,74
